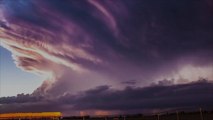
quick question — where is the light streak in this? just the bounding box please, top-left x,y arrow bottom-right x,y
0,112 -> 62,119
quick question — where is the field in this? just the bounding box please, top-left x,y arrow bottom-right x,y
62,111 -> 213,120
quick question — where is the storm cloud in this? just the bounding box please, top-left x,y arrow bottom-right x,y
0,0 -> 213,115
1,80 -> 213,115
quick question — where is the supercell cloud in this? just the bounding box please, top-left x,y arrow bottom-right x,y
0,0 -> 213,115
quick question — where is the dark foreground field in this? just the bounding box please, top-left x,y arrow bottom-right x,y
62,111 -> 213,120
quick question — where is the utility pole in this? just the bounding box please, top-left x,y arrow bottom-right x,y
176,111 -> 179,120
200,108 -> 203,120
157,114 -> 160,120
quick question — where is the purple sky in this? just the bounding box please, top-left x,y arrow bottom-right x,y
0,0 -> 213,116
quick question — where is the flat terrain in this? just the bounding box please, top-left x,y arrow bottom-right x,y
62,112 -> 213,120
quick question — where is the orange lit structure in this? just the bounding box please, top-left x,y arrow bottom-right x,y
0,112 -> 62,120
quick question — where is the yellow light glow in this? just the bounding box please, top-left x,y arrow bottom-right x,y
0,112 -> 61,119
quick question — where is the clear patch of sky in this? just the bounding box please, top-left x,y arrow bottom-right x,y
0,46 -> 43,97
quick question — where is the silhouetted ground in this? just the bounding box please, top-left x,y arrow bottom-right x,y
62,111 -> 213,120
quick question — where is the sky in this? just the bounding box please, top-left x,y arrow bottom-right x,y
0,47 -> 43,97
0,0 -> 213,116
